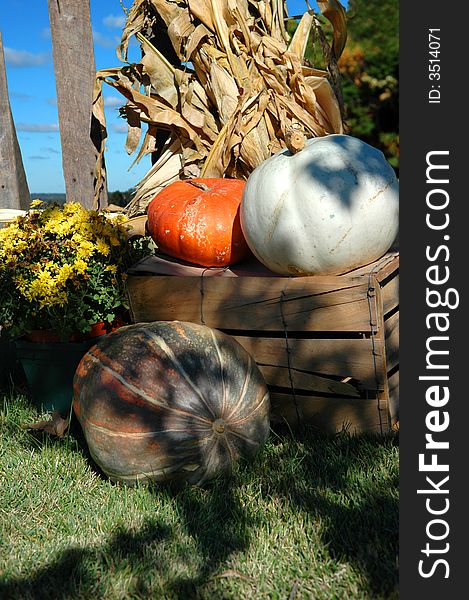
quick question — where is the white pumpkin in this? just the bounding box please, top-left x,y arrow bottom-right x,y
240,134 -> 399,275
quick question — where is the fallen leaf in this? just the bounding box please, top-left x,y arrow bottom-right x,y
23,411 -> 70,438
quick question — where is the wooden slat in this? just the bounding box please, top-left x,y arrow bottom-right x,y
270,392 -> 389,434
257,365 -> 361,397
128,254 -> 279,278
387,369 -> 399,425
346,252 -> 398,279
384,311 -> 399,371
129,252 -> 398,279
369,284 -> 392,428
350,254 -> 399,318
381,273 -> 399,316
374,253 -> 399,283
127,275 -> 372,332
231,335 -> 381,389
0,32 -> 30,209
48,0 -> 107,209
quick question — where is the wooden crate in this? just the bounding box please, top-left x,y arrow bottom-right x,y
126,252 -> 399,434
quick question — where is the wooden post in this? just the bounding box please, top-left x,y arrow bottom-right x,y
0,31 -> 30,210
48,0 -> 107,209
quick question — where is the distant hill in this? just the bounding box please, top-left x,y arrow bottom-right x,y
30,191 -> 132,208
30,193 -> 66,204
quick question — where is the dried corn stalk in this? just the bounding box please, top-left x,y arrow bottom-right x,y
93,0 -> 347,215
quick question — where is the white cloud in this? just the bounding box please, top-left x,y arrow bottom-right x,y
17,123 -> 59,133
46,97 -> 58,106
10,92 -> 34,101
93,30 -> 119,49
105,96 -> 123,108
110,123 -> 127,134
41,147 -> 60,154
41,27 -> 51,40
29,155 -> 50,160
4,47 -> 50,68
103,14 -> 126,29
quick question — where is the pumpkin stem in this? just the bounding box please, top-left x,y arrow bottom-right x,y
186,180 -> 212,192
285,129 -> 306,155
212,419 -> 226,435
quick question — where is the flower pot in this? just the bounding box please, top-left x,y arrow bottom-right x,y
15,323 -> 120,414
15,338 -> 98,415
0,209 -> 27,228
0,336 -> 16,389
22,322 -> 119,344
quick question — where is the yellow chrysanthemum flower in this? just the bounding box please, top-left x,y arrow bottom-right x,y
76,240 -> 95,260
95,238 -> 110,256
30,199 -> 44,209
1,199 -> 151,339
57,264 -> 75,285
73,259 -> 88,275
21,268 -> 67,307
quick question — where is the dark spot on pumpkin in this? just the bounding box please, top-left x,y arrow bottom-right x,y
287,265 -> 311,276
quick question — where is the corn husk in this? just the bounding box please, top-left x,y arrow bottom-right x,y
92,0 -> 347,215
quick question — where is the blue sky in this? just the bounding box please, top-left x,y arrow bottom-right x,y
1,0 -> 347,193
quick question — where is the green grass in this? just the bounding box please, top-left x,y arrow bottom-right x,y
0,392 -> 398,599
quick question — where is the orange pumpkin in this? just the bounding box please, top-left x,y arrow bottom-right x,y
147,178 -> 251,267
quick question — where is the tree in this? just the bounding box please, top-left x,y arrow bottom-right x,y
107,189 -> 136,208
338,0 -> 399,171
300,0 -> 399,171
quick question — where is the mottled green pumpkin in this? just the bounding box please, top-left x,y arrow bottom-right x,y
73,321 -> 270,485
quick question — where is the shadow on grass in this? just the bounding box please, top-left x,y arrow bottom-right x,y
0,426 -> 398,599
0,481 -> 252,600
270,427 -> 399,596
0,519 -> 172,600
162,482 -> 254,597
